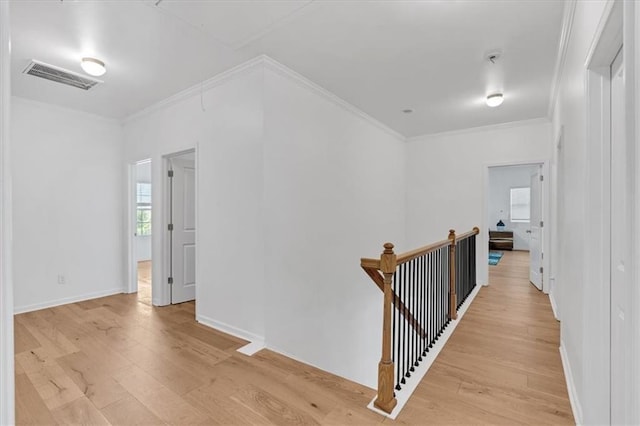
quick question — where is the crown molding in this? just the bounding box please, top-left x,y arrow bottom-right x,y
548,0 -> 577,119
123,54 -> 405,141
261,56 -> 405,141
123,55 -> 266,124
406,117 -> 551,143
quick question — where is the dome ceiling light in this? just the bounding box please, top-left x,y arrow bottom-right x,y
486,93 -> 504,107
81,57 -> 106,77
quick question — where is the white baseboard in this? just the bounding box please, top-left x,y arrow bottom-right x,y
13,287 -> 125,314
549,292 -> 560,321
196,314 -> 265,350
368,284 -> 482,419
559,343 -> 583,424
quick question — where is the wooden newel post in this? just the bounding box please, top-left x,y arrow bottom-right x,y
374,242 -> 398,413
448,230 -> 457,320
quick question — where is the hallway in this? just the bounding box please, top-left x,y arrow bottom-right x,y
13,251 -> 572,425
394,250 -> 573,424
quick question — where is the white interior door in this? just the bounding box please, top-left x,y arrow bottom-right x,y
609,47 -> 627,425
529,166 -> 542,290
170,156 -> 196,304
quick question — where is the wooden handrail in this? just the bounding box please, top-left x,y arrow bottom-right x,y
396,239 -> 451,265
362,227 -> 480,414
455,227 -> 480,242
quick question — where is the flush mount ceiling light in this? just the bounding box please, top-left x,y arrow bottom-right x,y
81,57 -> 106,77
486,93 -> 504,107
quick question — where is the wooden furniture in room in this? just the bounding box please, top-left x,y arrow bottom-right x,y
489,230 -> 514,250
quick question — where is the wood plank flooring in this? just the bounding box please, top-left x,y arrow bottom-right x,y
15,250 -> 572,425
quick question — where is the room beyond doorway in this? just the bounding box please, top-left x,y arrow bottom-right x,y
127,158 -> 153,301
487,162 -> 546,292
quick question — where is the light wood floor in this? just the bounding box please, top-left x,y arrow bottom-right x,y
14,250 -> 572,425
137,261 -> 152,307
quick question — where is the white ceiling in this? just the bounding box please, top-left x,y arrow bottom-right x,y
10,0 -> 565,137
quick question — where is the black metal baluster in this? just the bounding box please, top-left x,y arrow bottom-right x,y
399,262 -> 406,384
404,262 -> 411,380
446,247 -> 450,322
408,261 -> 416,371
427,252 -> 434,352
420,254 -> 425,359
416,256 -> 421,364
436,248 -> 441,338
415,257 -> 420,366
393,269 -> 400,391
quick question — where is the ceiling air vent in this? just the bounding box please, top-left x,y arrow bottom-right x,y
23,60 -> 102,90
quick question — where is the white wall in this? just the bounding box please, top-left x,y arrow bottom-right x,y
488,164 -> 540,250
124,59 -> 406,389
406,120 -> 551,286
551,1 -> 640,424
11,97 -> 125,312
262,64 -> 405,389
0,3 -> 14,423
123,65 -> 266,338
135,161 -> 151,262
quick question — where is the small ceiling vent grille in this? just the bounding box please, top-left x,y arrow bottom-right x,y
23,60 -> 102,90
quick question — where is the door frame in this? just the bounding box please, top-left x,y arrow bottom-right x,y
482,159 -> 550,293
126,159 -> 153,295
583,0 -> 636,423
0,3 -> 13,424
163,148 -> 197,305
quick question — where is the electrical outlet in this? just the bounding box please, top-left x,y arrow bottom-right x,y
57,274 -> 66,285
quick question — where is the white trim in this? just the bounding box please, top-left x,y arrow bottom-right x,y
124,55 -> 405,141
549,290 -> 560,321
0,3 -> 13,424
406,117 -> 550,143
560,344 -> 583,425
548,0 -> 577,118
124,56 -> 265,124
196,313 -> 265,348
126,162 -> 138,295
262,57 -> 405,141
13,288 -> 125,315
482,159 -> 551,293
368,284 -> 482,419
237,341 -> 267,356
584,0 -> 620,68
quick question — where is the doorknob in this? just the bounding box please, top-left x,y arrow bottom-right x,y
526,230 -> 532,233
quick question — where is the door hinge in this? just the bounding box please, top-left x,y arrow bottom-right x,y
539,267 -> 543,274
541,252 -> 544,260
168,277 -> 173,285
540,220 -> 543,227
168,170 -> 174,178
540,175 -> 544,181
168,223 -> 174,231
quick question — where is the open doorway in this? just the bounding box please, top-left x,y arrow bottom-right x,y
135,159 -> 152,305
487,163 -> 545,290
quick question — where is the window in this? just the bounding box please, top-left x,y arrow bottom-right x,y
137,183 -> 152,236
510,187 -> 530,222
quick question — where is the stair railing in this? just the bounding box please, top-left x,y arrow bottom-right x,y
361,227 -> 479,413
